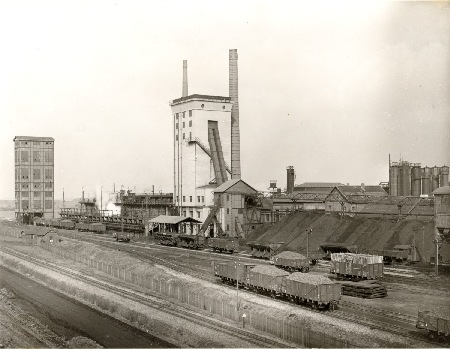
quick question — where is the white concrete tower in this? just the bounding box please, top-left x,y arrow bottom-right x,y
170,95 -> 233,224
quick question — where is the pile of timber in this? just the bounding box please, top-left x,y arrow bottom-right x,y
338,280 -> 387,298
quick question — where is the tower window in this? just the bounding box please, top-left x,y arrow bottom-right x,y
183,133 -> 185,139
176,135 -> 179,141
176,123 -> 178,129
176,113 -> 179,119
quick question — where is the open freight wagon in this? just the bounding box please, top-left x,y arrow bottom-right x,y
214,262 -> 341,310
416,311 -> 449,339
330,253 -> 383,280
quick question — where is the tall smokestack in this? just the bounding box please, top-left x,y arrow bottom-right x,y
182,60 -> 188,97
229,49 -> 241,179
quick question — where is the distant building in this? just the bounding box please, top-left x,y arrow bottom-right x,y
14,136 -> 55,223
294,182 -> 346,194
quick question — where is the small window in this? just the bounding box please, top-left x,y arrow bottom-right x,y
189,120 -> 192,127
197,211 -> 200,218
183,196 -> 185,202
226,224 -> 229,231
226,208 -> 229,214
189,132 -> 191,139
176,113 -> 179,119
189,110 -> 192,117
202,196 -> 204,203
176,135 -> 179,141
176,123 -> 178,129
189,196 -> 192,202
227,194 -> 230,201
182,133 -> 185,139
182,122 -> 185,128
189,211 -> 193,217
183,112 -> 185,118
197,196 -> 200,202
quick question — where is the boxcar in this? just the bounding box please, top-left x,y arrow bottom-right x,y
417,311 -> 449,339
330,253 -> 383,280
246,265 -> 289,295
209,237 -> 239,254
272,251 -> 310,272
282,272 -> 341,310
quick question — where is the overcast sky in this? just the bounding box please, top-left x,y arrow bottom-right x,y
1,0 -> 449,200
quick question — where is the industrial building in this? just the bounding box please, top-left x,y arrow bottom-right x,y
14,136 -> 55,223
169,50 -> 242,234
389,159 -> 449,196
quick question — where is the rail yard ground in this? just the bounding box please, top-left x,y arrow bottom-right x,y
0,219 -> 449,348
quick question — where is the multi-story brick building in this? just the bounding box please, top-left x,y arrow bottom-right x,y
14,136 -> 55,223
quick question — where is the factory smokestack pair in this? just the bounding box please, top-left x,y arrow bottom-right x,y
181,50 -> 241,179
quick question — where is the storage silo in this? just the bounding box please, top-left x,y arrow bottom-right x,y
399,161 -> 411,196
431,166 -> 440,192
389,162 -> 399,196
411,164 -> 421,196
440,166 -> 449,187
421,167 -> 431,196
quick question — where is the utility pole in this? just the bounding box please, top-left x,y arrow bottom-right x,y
306,228 -> 312,259
236,259 -> 240,312
422,225 -> 425,262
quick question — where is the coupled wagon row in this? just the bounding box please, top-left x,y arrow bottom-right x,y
215,262 -> 341,310
35,217 -> 107,233
154,232 -> 240,253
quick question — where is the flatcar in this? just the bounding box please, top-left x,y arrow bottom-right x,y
214,262 -> 341,310
209,237 -> 239,254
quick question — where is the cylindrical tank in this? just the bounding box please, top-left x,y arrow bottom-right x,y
399,161 -> 411,196
439,166 -> 449,187
411,164 -> 421,196
432,166 -> 440,192
421,167 -> 431,196
389,163 -> 399,196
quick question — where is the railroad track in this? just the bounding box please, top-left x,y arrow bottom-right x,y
0,246 -> 291,348
7,229 -> 444,347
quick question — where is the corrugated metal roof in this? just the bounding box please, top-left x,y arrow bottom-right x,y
14,136 -> 55,142
148,215 -> 201,224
